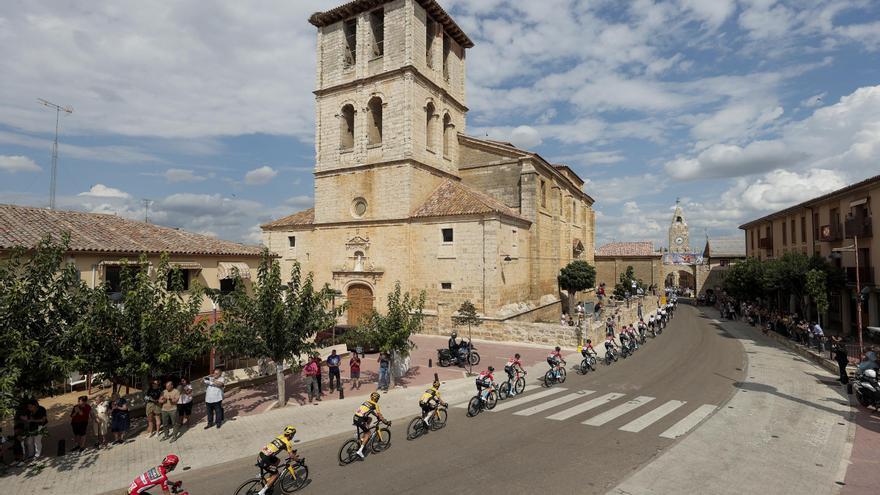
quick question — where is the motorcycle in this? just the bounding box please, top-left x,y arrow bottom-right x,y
437,339 -> 480,367
854,369 -> 880,410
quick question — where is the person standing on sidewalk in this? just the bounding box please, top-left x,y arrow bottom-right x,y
93,395 -> 110,448
350,353 -> 361,390
204,368 -> 226,429
377,353 -> 391,392
177,378 -> 193,428
811,322 -> 825,354
315,355 -> 325,397
144,379 -> 162,437
327,349 -> 342,392
22,399 -> 47,460
831,337 -> 849,384
69,395 -> 91,452
159,381 -> 180,440
303,356 -> 320,404
110,394 -> 130,444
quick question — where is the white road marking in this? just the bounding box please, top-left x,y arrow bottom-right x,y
491,387 -> 568,412
546,392 -> 625,421
659,404 -> 717,439
512,390 -> 595,416
619,400 -> 686,433
583,396 -> 655,426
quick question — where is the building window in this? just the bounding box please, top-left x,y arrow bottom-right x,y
425,102 -> 435,151
352,197 -> 368,218
782,220 -> 787,245
442,34 -> 451,80
104,265 -> 122,293
790,218 -> 796,244
425,18 -> 435,67
442,113 -> 452,158
813,212 -> 819,241
367,97 -> 383,145
340,104 -> 355,150
166,269 -> 191,291
441,228 -> 454,243
288,236 -> 296,248
541,180 -> 547,208
369,9 -> 384,58
751,230 -> 755,251
343,19 -> 357,68
440,282 -> 452,290
220,278 -> 236,295
801,216 -> 806,243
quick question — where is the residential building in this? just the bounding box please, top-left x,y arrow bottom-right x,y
699,237 -> 747,297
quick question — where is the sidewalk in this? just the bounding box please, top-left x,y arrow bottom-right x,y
0,335 -> 576,494
611,306 -> 857,495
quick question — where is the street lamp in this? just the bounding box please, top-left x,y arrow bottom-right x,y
832,236 -> 866,358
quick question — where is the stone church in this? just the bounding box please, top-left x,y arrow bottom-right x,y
261,0 -> 595,327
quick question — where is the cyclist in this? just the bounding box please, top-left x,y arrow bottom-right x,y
648,314 -> 656,332
660,307 -> 668,327
353,392 -> 389,459
638,320 -> 648,340
476,366 -> 496,401
127,455 -> 179,495
255,426 -> 298,495
583,338 -> 597,356
547,346 -> 566,377
604,334 -> 618,359
504,354 -> 525,396
419,380 -> 448,426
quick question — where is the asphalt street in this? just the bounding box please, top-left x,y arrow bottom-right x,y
116,304 -> 747,495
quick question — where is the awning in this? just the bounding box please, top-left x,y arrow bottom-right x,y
97,259 -> 152,276
218,261 -> 251,280
850,197 -> 868,207
170,261 -> 202,271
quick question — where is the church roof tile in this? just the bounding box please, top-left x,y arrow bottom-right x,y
411,180 -> 529,223
595,241 -> 659,258
260,208 -> 315,230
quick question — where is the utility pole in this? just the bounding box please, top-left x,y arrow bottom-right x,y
142,198 -> 154,223
37,98 -> 73,210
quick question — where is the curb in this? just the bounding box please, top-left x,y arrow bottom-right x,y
736,319 -> 850,378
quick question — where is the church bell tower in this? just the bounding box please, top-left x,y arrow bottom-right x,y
668,199 -> 690,254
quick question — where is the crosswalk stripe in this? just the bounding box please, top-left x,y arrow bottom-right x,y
546,392 -> 625,421
513,390 -> 595,416
659,404 -> 717,439
582,396 -> 655,426
491,387 -> 568,412
619,400 -> 687,433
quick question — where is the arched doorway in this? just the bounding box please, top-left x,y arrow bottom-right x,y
677,270 -> 695,291
347,284 -> 374,326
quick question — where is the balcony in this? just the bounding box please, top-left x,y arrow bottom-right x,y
758,237 -> 773,249
845,266 -> 874,286
819,224 -> 843,242
844,216 -> 873,238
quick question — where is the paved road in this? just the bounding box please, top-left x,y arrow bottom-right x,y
140,305 -> 746,495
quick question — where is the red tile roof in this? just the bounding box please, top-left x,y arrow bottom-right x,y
595,241 -> 659,258
411,180 -> 529,222
260,208 -> 315,230
0,204 -> 262,257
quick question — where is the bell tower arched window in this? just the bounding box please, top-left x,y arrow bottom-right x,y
425,102 -> 436,151
367,97 -> 383,145
340,104 -> 355,150
442,113 -> 452,158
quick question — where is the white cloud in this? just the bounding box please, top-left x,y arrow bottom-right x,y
721,168 -> 849,212
509,125 -> 542,149
0,155 -> 40,173
284,195 -> 313,208
163,168 -> 205,183
78,184 -> 131,199
244,166 -> 278,185
800,92 -> 826,108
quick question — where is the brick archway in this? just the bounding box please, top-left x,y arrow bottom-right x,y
346,284 -> 374,326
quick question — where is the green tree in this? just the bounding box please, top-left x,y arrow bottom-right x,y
805,269 -> 829,326
0,235 -> 88,418
452,300 -> 482,374
558,260 -> 596,312
211,253 -> 341,406
722,257 -> 766,301
74,254 -> 209,392
613,266 -> 645,300
350,282 -> 425,386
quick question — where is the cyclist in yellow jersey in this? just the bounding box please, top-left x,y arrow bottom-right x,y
419,380 -> 448,426
256,426 -> 298,495
353,392 -> 389,458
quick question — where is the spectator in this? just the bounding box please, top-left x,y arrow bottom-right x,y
315,355 -> 325,396
22,399 -> 47,460
177,378 -> 193,428
69,395 -> 91,453
303,356 -> 320,404
378,353 -> 391,392
92,395 -> 111,448
812,322 -> 825,354
831,337 -> 849,385
204,368 -> 226,429
350,353 -> 361,390
110,394 -> 130,444
159,381 -> 180,440
327,349 -> 342,392
144,379 -> 162,437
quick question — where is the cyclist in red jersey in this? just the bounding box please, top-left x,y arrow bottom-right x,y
504,354 -> 525,396
128,455 -> 179,494
476,367 -> 495,401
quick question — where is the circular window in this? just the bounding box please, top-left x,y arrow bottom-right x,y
352,197 -> 367,217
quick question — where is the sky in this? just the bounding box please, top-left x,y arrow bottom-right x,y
1,0 -> 879,249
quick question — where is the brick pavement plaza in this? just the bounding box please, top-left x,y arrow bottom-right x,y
0,335 -> 572,494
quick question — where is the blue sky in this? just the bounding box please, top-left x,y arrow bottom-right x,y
1,0 -> 879,247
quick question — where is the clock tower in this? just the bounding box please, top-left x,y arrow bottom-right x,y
668,199 -> 690,254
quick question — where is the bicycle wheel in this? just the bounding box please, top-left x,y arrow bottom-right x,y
578,359 -> 589,374
514,377 -> 525,395
467,396 -> 481,417
338,438 -> 360,465
407,416 -> 426,440
431,409 -> 448,430
558,367 -> 567,383
279,464 -> 309,493
498,381 -> 510,400
486,390 -> 498,410
371,427 -> 392,453
544,370 -> 554,387
234,479 -> 263,495
588,356 -> 597,370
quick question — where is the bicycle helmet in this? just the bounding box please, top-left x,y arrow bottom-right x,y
514,353 -> 520,359
162,454 -> 179,470
451,332 -> 457,338
283,425 -> 297,437
555,346 -> 561,352
866,369 -> 877,380
432,380 -> 441,389
488,366 -> 495,372
370,391 -> 381,402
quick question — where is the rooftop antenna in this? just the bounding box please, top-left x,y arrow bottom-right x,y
142,198 -> 154,223
37,98 -> 73,210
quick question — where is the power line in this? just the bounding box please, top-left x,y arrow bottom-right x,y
37,98 -> 73,210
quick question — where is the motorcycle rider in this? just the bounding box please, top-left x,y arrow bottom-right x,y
448,332 -> 460,355
127,455 -> 180,495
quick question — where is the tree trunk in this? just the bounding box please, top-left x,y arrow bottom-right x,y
276,362 -> 286,407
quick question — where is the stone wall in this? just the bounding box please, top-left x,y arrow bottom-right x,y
596,256 -> 663,289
